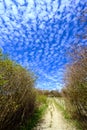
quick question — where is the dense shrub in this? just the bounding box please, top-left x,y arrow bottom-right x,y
62,5 -> 87,129
0,50 -> 36,130
36,89 -> 47,106
62,46 -> 87,129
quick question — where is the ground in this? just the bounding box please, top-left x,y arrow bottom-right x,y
33,98 -> 77,130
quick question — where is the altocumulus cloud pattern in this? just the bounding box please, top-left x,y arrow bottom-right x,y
0,0 -> 87,90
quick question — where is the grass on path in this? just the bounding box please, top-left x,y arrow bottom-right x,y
20,96 -> 48,130
54,97 -> 83,130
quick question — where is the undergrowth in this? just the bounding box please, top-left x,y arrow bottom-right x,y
20,95 -> 48,130
54,98 -> 83,130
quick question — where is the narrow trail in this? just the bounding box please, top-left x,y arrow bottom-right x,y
33,98 -> 77,130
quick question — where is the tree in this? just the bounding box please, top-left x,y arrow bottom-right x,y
62,3 -> 87,129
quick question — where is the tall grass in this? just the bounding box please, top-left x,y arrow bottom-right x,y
21,91 -> 48,130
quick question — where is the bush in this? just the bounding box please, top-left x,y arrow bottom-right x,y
62,46 -> 87,129
0,51 -> 36,130
36,89 -> 47,106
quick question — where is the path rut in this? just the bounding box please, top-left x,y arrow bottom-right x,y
33,98 -> 77,130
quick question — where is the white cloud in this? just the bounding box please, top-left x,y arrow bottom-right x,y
0,0 -> 84,90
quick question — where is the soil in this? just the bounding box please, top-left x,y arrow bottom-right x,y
33,98 -> 77,130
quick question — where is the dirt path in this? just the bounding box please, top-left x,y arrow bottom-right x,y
33,98 -> 77,130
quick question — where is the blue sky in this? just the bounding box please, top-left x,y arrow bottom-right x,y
0,0 -> 87,90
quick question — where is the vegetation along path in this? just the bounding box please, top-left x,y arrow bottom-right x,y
33,98 -> 77,130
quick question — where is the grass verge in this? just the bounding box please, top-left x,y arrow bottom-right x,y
20,99 -> 48,130
54,98 -> 70,119
54,98 -> 83,130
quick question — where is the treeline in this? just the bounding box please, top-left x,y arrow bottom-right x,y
0,49 -> 37,130
62,46 -> 87,129
37,89 -> 61,97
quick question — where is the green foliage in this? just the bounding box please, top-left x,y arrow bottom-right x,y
0,50 -> 48,130
0,50 -> 37,130
49,90 -> 61,97
37,94 -> 47,105
21,102 -> 47,130
20,91 -> 48,130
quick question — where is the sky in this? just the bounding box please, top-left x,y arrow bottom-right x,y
0,0 -> 87,90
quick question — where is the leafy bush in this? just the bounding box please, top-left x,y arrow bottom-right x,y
0,50 -> 36,130
36,89 -> 47,106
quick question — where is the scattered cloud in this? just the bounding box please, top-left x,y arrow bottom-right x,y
0,0 -> 86,90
